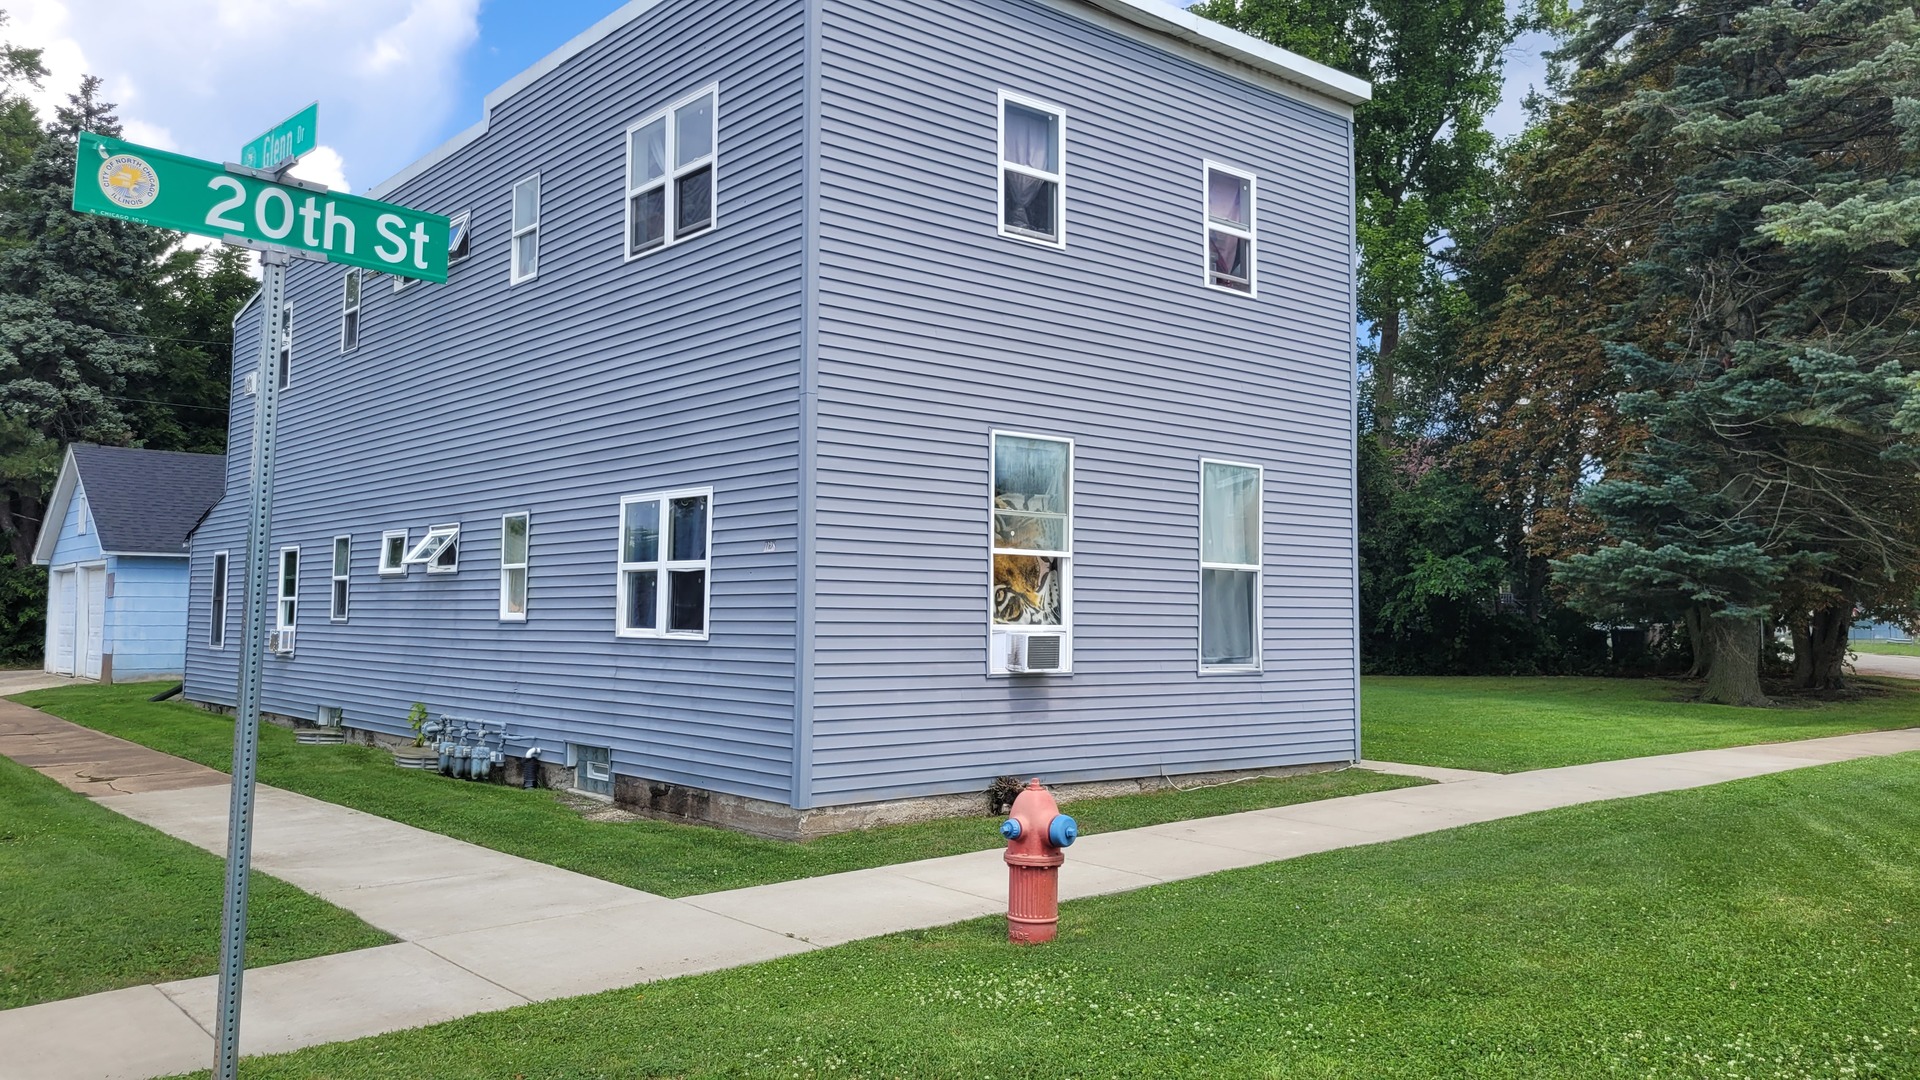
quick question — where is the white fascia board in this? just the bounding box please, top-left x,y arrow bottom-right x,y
29,448 -> 80,566
368,0 -> 669,200
1078,0 -> 1372,106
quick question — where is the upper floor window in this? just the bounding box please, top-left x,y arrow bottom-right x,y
1200,459 -> 1262,670
511,175 -> 540,284
1204,162 -> 1257,295
447,210 -> 472,264
340,269 -> 362,351
210,550 -> 229,648
617,489 -> 711,639
379,529 -> 407,575
627,85 -> 718,258
403,524 -> 460,574
998,92 -> 1065,247
330,535 -> 351,621
277,546 -> 299,630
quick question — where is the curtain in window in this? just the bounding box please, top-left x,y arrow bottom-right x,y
994,436 -> 1069,626
1201,463 -> 1258,565
1202,462 -> 1259,666
1208,170 -> 1249,228
1201,568 -> 1256,665
1003,103 -> 1057,237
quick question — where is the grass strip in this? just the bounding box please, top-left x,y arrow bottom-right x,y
1851,640 -> 1920,658
1363,674 -> 1920,772
0,756 -> 392,1009
10,682 -> 1422,898
174,751 -> 1920,1079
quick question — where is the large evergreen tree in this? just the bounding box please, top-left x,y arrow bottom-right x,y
1556,0 -> 1920,703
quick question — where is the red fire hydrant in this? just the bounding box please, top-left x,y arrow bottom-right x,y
1000,778 -> 1077,944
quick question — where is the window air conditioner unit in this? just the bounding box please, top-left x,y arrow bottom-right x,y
268,627 -> 296,656
1006,632 -> 1065,673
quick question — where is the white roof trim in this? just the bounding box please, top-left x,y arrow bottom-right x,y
364,0 -> 1363,203
31,447 -> 79,565
1080,0 -> 1371,104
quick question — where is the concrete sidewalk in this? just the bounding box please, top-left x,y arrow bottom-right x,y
5,705 -> 1919,1080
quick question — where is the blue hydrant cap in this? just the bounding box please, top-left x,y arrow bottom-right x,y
1000,818 -> 1022,840
1048,814 -> 1078,848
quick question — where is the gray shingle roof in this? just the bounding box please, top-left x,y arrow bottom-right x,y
70,444 -> 225,555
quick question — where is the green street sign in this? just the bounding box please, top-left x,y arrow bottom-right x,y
73,132 -> 448,282
240,102 -> 317,171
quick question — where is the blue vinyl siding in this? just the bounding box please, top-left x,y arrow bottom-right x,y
45,483 -> 104,567
186,0 -> 809,802
803,0 -> 1360,804
106,556 -> 190,679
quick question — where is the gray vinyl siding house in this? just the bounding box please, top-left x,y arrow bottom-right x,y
184,0 -> 1367,829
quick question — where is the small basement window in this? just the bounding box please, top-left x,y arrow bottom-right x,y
380,529 -> 407,575
571,744 -> 613,797
402,524 -> 460,574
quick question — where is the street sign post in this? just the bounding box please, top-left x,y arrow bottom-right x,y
70,118 -> 445,1080
239,102 -> 318,171
74,132 -> 449,282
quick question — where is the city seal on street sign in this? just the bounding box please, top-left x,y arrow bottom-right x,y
98,152 -> 160,209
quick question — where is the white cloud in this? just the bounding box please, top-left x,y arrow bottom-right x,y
288,145 -> 349,192
5,0 -> 479,191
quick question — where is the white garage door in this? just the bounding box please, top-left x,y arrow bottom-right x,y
80,566 -> 104,680
48,569 -> 77,675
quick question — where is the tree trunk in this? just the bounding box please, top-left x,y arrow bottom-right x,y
1791,603 -> 1851,691
1373,309 -> 1399,433
1700,615 -> 1769,706
1684,606 -> 1706,678
1789,614 -> 1814,687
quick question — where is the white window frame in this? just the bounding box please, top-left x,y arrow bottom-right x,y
996,90 -> 1067,249
615,487 -> 713,641
625,83 -> 721,261
1202,161 -> 1258,297
276,302 -> 294,391
402,523 -> 460,574
379,529 -> 408,576
76,495 -> 87,534
276,545 -> 299,631
339,269 -> 362,351
500,511 -> 530,622
1199,458 -> 1264,673
447,209 -> 472,264
988,430 -> 1073,675
330,534 -> 351,622
209,550 -> 229,648
510,174 -> 540,285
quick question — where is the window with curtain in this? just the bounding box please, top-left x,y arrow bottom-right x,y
500,512 -> 529,620
617,489 -> 711,639
1200,460 -> 1261,669
1204,163 -> 1257,294
628,86 -> 718,258
999,94 -> 1065,245
992,433 -> 1071,627
511,174 -> 540,283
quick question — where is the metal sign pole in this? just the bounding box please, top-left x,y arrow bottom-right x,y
213,246 -> 288,1080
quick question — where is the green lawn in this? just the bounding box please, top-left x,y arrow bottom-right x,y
8,682 -> 1422,898
0,756 -> 392,1009
1853,639 -> 1920,658
175,752 -> 1920,1079
1363,675 -> 1920,772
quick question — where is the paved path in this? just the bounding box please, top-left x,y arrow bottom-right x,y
4,702 -> 1919,1080
1854,652 -> 1920,680
0,670 -> 85,695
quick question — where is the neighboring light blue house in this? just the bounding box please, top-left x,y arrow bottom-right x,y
34,444 -> 226,683
184,0 -> 1369,834
1852,620 -> 1915,643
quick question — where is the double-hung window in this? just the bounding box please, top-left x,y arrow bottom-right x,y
626,85 -> 718,258
998,92 -> 1065,247
277,546 -> 299,630
990,432 -> 1072,673
617,489 -> 711,639
276,303 -> 294,390
1203,162 -> 1257,295
511,175 -> 540,283
210,551 -> 229,648
330,535 -> 350,621
403,524 -> 459,574
1200,460 -> 1262,670
500,512 -> 529,621
340,269 -> 361,350
379,530 -> 408,575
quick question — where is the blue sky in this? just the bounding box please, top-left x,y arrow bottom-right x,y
8,1 -> 1555,195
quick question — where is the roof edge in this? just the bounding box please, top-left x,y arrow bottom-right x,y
1082,0 -> 1371,105
29,447 -> 80,566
